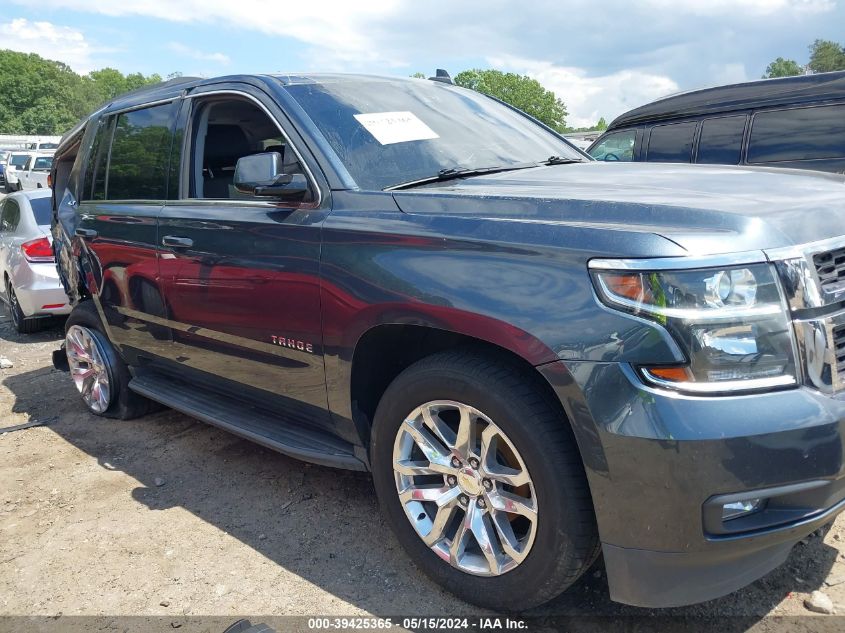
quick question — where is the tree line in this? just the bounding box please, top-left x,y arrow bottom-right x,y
764,39 -> 845,78
0,49 -> 170,135
2,49 -> 598,137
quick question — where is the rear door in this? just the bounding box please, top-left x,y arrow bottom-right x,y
73,100 -> 180,360
155,83 -> 333,425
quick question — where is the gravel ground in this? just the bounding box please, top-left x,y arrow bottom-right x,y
1,287 -> 845,631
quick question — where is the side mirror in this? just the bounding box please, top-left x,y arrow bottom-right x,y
234,152 -> 309,199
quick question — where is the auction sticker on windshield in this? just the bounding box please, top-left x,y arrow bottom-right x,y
353,111 -> 439,145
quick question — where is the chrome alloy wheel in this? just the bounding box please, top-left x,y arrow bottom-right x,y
65,325 -> 112,413
392,400 -> 537,576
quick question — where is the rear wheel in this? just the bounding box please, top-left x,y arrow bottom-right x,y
6,280 -> 40,334
371,349 -> 599,610
64,301 -> 156,419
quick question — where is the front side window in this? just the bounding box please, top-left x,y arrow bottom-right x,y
105,102 -> 178,200
285,79 -> 582,190
646,121 -> 698,163
188,97 -> 306,201
748,104 -> 845,163
696,116 -> 746,165
9,154 -> 29,168
588,130 -> 637,161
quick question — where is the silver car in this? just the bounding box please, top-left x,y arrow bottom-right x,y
0,190 -> 71,333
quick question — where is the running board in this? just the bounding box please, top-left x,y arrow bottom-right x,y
128,374 -> 366,471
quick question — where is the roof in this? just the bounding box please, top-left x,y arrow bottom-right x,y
608,70 -> 845,130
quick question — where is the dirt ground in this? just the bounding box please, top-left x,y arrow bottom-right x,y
2,295 -> 845,630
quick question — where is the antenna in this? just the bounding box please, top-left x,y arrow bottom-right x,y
428,69 -> 454,85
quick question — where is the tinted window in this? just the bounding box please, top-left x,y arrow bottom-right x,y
1,200 -> 21,231
33,156 -> 53,171
84,117 -> 114,201
748,104 -> 845,163
10,154 -> 29,167
646,122 -> 697,162
29,197 -> 53,225
588,130 -> 636,161
286,79 -> 581,190
106,102 -> 178,200
696,116 -> 746,165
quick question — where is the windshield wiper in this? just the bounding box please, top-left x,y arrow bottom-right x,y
543,155 -> 585,165
385,163 -> 538,191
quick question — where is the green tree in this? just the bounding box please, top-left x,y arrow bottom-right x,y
0,49 -> 170,135
410,72 -> 426,79
808,39 -> 845,73
763,57 -> 803,78
596,117 -> 608,131
454,69 -> 568,131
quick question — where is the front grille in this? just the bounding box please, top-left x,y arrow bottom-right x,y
835,324 -> 845,385
814,247 -> 845,291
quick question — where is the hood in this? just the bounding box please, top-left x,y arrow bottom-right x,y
391,162 -> 845,255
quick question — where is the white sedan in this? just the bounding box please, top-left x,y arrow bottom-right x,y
0,189 -> 71,333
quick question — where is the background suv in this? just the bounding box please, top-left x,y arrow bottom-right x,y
588,70 -> 845,174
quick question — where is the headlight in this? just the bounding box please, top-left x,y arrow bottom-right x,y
591,262 -> 797,394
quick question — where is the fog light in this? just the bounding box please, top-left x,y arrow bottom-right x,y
722,498 -> 764,521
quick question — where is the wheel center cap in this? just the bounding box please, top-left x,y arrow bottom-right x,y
457,468 -> 482,496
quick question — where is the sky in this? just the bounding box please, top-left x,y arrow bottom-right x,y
2,0 -> 844,127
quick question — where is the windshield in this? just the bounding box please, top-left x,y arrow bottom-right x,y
10,154 -> 29,167
30,196 -> 53,226
285,78 -> 582,190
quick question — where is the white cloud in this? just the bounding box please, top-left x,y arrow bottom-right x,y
644,0 -> 834,14
167,42 -> 230,65
0,18 -> 96,72
16,0 -> 402,64
490,55 -> 679,128
9,0 -> 844,124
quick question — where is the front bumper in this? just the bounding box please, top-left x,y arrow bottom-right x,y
539,360 -> 845,607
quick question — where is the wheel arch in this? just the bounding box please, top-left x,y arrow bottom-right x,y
348,323 -> 580,454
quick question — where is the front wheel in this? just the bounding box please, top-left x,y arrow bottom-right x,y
371,350 -> 599,610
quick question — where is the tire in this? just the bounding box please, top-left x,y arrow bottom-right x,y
370,349 -> 599,611
6,280 -> 41,334
64,300 -> 157,419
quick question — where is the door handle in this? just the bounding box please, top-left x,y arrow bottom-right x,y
75,227 -> 98,238
162,235 -> 194,249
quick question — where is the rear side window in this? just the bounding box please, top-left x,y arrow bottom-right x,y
696,116 -> 746,165
106,102 -> 178,200
84,117 -> 114,201
29,197 -> 53,225
0,200 -> 21,231
748,104 -> 845,163
646,122 -> 697,162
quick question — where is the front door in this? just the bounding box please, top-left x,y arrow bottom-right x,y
156,84 -> 331,426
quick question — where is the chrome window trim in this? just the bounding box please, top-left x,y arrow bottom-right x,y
181,89 -> 322,208
589,250 -> 768,271
106,97 -> 177,117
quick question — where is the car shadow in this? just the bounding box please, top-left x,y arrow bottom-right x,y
1,357 -> 840,622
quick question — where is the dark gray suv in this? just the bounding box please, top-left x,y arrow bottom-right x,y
50,72 -> 845,610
